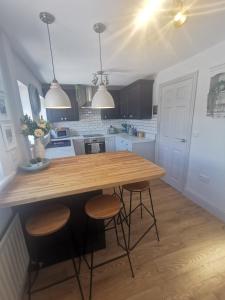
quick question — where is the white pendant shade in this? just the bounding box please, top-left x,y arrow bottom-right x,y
45,80 -> 71,109
92,85 -> 115,109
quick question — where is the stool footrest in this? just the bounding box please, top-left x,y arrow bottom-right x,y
129,222 -> 156,251
93,253 -> 128,269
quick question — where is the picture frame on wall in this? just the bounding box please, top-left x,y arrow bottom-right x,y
1,123 -> 17,151
207,63 -> 225,118
0,90 -> 9,121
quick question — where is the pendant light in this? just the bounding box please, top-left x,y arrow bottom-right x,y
40,12 -> 71,109
173,0 -> 188,28
91,23 -> 115,109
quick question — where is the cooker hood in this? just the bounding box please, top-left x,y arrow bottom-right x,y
75,85 -> 97,109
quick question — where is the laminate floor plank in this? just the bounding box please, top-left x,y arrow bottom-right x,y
24,180 -> 225,300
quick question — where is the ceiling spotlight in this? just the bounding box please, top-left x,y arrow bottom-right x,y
173,0 -> 188,28
173,11 -> 187,27
135,0 -> 165,28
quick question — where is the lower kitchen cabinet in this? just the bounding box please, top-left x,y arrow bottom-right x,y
132,141 -> 155,162
115,136 -> 155,161
115,136 -> 132,151
105,136 -> 116,152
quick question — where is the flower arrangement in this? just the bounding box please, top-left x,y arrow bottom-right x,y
21,114 -> 51,139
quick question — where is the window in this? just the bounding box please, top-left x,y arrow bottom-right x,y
40,95 -> 47,120
0,161 -> 4,181
17,80 -> 33,118
17,81 -> 47,120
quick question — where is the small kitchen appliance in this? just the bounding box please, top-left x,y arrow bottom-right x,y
84,134 -> 106,154
50,127 -> 70,139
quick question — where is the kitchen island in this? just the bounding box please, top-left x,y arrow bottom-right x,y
0,151 -> 165,207
0,152 -> 165,267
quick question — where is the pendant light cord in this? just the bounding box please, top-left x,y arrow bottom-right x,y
47,23 -> 56,81
98,32 -> 103,84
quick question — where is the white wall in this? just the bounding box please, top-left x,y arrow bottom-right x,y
155,40 -> 225,221
0,29 -> 42,237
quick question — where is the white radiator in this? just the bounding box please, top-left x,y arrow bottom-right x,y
0,214 -> 29,300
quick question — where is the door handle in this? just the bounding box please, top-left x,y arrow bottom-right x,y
176,138 -> 186,143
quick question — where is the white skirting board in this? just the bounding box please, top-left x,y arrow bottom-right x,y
0,214 -> 29,300
184,188 -> 225,223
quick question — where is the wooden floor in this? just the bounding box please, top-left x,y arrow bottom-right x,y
25,180 -> 225,300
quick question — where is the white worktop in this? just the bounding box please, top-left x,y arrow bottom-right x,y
105,133 -> 155,143
51,133 -> 155,143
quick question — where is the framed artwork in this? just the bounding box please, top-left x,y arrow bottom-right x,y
0,90 -> 9,121
1,123 -> 17,151
207,63 -> 225,118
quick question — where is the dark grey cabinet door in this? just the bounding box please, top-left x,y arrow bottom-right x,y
119,89 -> 128,119
101,90 -> 121,120
126,83 -> 140,119
139,80 -> 153,119
119,80 -> 153,119
42,84 -> 79,122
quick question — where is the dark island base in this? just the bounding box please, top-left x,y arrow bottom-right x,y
13,190 -> 105,269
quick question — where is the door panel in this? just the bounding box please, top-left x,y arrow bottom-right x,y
157,74 -> 197,191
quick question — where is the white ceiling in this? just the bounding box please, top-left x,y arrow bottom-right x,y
1,0 -> 225,85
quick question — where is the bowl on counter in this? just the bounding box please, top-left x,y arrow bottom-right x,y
19,158 -> 51,172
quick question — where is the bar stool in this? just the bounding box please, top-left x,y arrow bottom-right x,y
121,181 -> 159,251
84,194 -> 134,300
25,204 -> 84,300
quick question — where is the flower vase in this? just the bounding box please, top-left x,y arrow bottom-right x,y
34,138 -> 45,159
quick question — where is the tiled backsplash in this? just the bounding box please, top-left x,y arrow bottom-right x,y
54,109 -> 157,138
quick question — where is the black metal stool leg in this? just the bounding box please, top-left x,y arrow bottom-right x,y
71,257 -> 85,300
121,191 -> 128,226
28,261 -> 32,300
140,191 -> 143,219
27,237 -> 40,299
116,187 -> 128,226
128,191 -> 133,249
113,217 -> 120,246
89,238 -> 94,300
148,188 -> 160,241
119,213 -> 134,278
68,225 -> 85,300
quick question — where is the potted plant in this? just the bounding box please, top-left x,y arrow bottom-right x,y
21,115 -> 51,160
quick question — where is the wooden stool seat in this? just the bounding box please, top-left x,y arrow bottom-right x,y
85,194 -> 121,220
123,181 -> 150,192
26,204 -> 70,237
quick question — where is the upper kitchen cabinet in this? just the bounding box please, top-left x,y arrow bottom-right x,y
120,88 -> 128,119
120,79 -> 154,119
42,84 -> 79,122
101,90 -> 121,120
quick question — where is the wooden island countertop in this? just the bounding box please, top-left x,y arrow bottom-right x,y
0,152 -> 165,208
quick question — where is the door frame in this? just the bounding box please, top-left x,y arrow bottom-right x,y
155,71 -> 199,192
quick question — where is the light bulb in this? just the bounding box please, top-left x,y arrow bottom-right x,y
135,0 -> 165,28
173,11 -> 187,27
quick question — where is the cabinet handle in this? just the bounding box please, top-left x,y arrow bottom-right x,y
61,117 -> 63,121
64,117 -> 67,120
176,138 -> 186,143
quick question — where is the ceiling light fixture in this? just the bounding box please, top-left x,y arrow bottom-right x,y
91,23 -> 115,109
135,0 -> 165,28
39,12 -> 71,109
173,0 -> 188,27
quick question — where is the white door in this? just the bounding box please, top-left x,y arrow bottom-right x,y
157,73 -> 198,191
